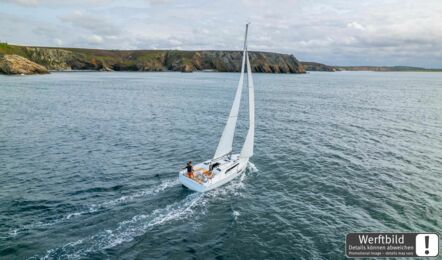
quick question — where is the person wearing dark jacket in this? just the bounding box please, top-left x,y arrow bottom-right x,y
183,161 -> 194,178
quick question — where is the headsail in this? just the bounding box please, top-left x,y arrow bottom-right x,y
213,24 -> 249,159
239,51 -> 255,160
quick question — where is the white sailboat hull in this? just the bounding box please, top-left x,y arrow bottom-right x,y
179,154 -> 248,192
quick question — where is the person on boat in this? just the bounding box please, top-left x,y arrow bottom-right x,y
183,161 -> 194,178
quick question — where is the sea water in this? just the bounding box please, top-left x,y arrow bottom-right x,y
0,71 -> 441,259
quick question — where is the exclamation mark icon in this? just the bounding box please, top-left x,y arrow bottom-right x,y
425,235 -> 429,255
416,233 -> 438,257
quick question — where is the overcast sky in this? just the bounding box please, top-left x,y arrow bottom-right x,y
1,0 -> 442,67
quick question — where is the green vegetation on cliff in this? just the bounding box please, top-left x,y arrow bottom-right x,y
0,43 -> 305,74
335,66 -> 442,72
300,62 -> 336,72
300,60 -> 442,72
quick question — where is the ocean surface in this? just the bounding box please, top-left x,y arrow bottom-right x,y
0,71 -> 441,259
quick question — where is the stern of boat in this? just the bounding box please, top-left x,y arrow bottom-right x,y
179,171 -> 208,192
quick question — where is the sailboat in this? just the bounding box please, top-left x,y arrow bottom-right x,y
178,24 -> 255,192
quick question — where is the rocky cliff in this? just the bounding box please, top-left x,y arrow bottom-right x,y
0,54 -> 48,75
0,43 -> 305,74
301,61 -> 336,72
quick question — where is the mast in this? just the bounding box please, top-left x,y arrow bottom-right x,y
213,24 -> 249,160
243,23 -> 249,51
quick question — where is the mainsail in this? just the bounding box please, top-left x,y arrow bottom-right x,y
213,24 -> 249,159
239,51 -> 255,160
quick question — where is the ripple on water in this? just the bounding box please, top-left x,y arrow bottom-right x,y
0,72 -> 441,259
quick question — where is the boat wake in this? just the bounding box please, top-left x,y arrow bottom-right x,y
40,193 -> 204,259
8,178 -> 179,238
247,161 -> 259,173
36,172 -> 250,259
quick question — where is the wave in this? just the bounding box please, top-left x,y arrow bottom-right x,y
40,193 -> 204,259
68,185 -> 125,195
37,170 -> 250,259
8,178 -> 179,238
247,161 -> 259,173
89,178 -> 180,210
232,210 -> 240,221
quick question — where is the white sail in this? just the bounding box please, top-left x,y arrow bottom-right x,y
213,25 -> 249,159
240,51 -> 255,160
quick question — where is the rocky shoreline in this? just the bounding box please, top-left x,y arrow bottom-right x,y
0,54 -> 48,75
299,61 -> 442,72
300,62 -> 336,72
0,44 -> 305,75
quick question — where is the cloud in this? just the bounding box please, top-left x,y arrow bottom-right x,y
54,38 -> 63,45
1,0 -> 442,67
60,11 -> 122,36
84,34 -> 104,44
2,0 -> 171,7
347,22 -> 365,31
2,0 -> 39,6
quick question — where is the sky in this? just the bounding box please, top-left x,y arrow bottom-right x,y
1,0 -> 442,68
